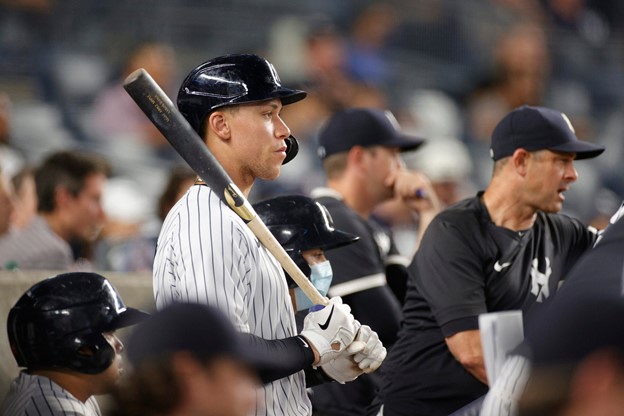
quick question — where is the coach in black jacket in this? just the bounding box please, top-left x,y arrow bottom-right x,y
371,105 -> 605,416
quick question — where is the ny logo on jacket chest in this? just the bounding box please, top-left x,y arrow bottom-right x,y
530,257 -> 552,302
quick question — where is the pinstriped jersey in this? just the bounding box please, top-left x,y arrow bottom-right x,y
0,372 -> 101,416
153,184 -> 312,416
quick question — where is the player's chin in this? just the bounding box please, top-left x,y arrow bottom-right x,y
258,164 -> 282,181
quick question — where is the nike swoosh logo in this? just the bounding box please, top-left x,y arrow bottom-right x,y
494,261 -> 512,272
318,305 -> 335,330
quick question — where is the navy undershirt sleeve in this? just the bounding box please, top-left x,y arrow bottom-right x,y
240,333 -> 316,384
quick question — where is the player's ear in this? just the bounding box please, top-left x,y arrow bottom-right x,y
512,148 -> 530,177
347,146 -> 367,171
208,111 -> 231,141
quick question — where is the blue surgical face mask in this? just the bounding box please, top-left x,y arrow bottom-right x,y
294,260 -> 333,311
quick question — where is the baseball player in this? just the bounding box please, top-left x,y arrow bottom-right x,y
153,54 -> 380,416
310,108 -> 439,415
371,105 -> 605,416
1,272 -> 149,416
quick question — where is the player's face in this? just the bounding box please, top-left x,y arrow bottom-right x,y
65,173 -> 107,241
301,248 -> 327,265
228,99 -> 291,181
525,150 -> 577,213
92,331 -> 124,394
364,146 -> 402,202
191,358 -> 259,416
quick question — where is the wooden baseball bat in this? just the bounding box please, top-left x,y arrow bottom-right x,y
123,68 -> 328,307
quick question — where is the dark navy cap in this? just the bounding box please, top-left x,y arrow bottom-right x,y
127,303 -> 288,376
490,105 -> 604,161
317,108 -> 425,160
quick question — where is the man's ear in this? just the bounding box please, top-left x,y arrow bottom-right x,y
511,148 -> 530,177
54,186 -> 73,210
347,146 -> 367,171
207,111 -> 231,141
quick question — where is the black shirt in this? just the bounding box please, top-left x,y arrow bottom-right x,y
310,187 -> 409,416
373,193 -> 597,416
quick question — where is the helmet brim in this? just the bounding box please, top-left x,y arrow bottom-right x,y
110,307 -> 151,331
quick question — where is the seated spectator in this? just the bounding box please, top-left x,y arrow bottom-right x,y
0,167 -> 15,237
109,302 -> 291,416
91,42 -> 176,156
0,150 -> 109,270
10,166 -> 37,230
1,272 -> 149,416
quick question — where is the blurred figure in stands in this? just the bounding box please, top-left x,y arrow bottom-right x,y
0,151 -> 109,270
92,42 -> 176,157
10,166 -> 37,230
0,167 -> 15,237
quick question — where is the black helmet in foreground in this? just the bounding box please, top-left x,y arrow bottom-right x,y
253,195 -> 359,280
7,272 -> 149,374
177,54 -> 307,164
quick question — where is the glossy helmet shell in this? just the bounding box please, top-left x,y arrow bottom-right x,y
177,54 -> 306,164
7,272 -> 149,374
253,195 -> 359,281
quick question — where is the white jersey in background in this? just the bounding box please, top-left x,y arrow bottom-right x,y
1,372 -> 101,416
153,184 -> 312,416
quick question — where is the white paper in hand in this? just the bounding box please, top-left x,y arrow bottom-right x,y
479,310 -> 524,385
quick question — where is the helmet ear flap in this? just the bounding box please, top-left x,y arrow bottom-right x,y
283,136 -> 299,165
67,332 -> 116,375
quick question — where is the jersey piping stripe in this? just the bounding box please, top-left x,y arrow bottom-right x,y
384,254 -> 411,268
328,273 -> 387,297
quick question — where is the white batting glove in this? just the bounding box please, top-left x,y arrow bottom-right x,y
320,350 -> 364,384
300,297 -> 357,367
347,322 -> 386,373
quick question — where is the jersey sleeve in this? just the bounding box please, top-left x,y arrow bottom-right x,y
412,217 -> 487,336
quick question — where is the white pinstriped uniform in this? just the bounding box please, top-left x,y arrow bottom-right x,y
1,372 -> 101,416
153,184 -> 312,416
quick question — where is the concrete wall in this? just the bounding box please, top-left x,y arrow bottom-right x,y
0,270 -> 155,401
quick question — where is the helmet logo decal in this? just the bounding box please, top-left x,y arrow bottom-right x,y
266,61 -> 282,86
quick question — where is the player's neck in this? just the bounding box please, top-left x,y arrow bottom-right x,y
40,212 -> 71,242
327,178 -> 375,218
482,180 -> 537,231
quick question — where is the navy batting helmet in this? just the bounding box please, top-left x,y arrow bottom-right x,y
177,54 -> 307,164
253,195 -> 359,280
7,272 -> 149,374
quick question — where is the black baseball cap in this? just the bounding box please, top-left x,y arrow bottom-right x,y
317,108 -> 425,160
490,105 -> 604,161
126,303 -> 289,377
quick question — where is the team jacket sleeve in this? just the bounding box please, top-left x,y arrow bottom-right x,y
412,217 -> 487,336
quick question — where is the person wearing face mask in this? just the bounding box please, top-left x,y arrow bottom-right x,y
253,195 -> 386,389
253,195 -> 360,313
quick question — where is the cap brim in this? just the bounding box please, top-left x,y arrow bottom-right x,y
548,140 -> 605,160
386,133 -> 426,152
110,307 -> 151,330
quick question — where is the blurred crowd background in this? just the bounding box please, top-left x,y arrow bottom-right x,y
1,0 -> 624,271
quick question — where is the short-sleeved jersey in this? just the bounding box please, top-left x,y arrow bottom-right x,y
1,372 -> 101,416
153,185 -> 311,416
374,193 -> 597,416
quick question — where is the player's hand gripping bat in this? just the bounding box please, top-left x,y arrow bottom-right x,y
123,68 -> 329,307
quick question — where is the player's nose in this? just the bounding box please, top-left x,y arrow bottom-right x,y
565,162 -> 578,182
274,114 -> 291,140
